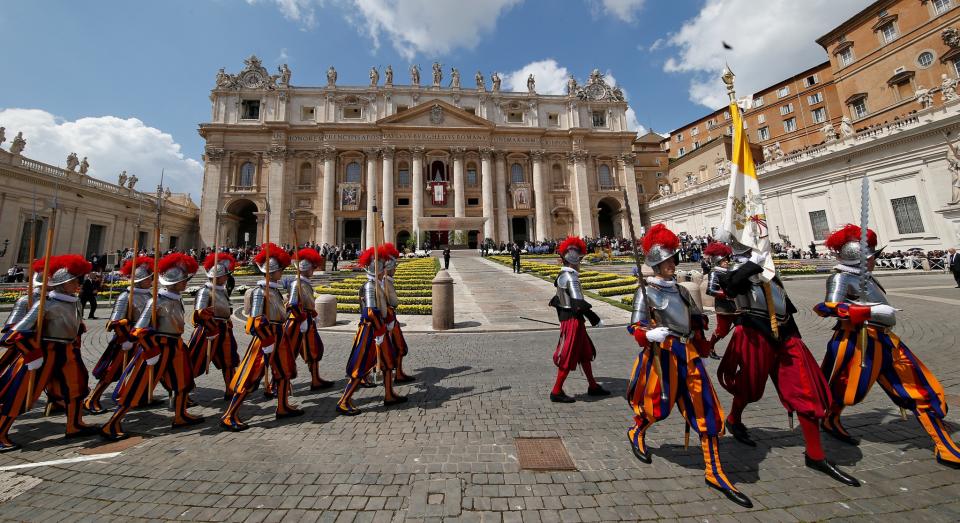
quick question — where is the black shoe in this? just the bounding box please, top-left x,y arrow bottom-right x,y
805,454 -> 860,487
727,422 -> 756,447
0,441 -> 21,453
336,405 -> 361,416
394,375 -> 417,384
706,479 -> 753,508
587,386 -> 611,397
359,381 -> 377,389
550,391 -> 576,403
99,428 -> 129,442
219,419 -> 249,432
384,396 -> 408,407
709,351 -> 721,360
276,407 -> 305,419
822,422 -> 859,446
64,425 -> 100,439
630,441 -> 651,464
83,402 -> 107,415
936,453 -> 960,469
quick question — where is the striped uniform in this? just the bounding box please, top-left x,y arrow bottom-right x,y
186,284 -> 239,380
345,277 -> 397,379
287,276 -> 325,365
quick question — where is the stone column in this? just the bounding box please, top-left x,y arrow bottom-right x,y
265,146 -> 286,243
365,148 -> 379,247
531,150 -> 548,240
619,154 -> 642,235
254,211 -> 267,245
480,148 -> 495,242
199,147 -> 226,247
320,146 -> 337,246
452,147 -> 465,239
411,147 -> 424,247
570,151 -> 594,237
495,151 -> 508,242
381,146 -> 395,244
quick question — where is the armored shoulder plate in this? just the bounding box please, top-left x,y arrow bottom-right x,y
110,291 -> 131,322
249,286 -> 265,317
12,300 -> 41,333
383,278 -> 399,308
361,279 -> 380,310
195,286 -> 212,311
291,279 -> 316,311
825,272 -> 858,304
4,294 -> 32,329
706,268 -> 726,297
643,283 -> 691,336
734,279 -> 789,322
555,270 -> 583,309
18,296 -> 81,341
630,287 -> 648,325
153,294 -> 185,336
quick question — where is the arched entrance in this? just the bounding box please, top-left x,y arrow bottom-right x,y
511,217 -> 529,244
597,198 -> 620,238
467,231 -> 478,249
429,160 -> 447,182
226,199 -> 258,248
396,230 -> 411,250
343,219 -> 362,247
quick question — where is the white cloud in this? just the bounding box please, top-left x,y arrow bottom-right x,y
278,48 -> 290,63
588,0 -> 645,23
0,108 -> 203,204
247,0 -> 319,29
349,0 -> 521,60
503,59 -> 569,95
660,0 -> 872,108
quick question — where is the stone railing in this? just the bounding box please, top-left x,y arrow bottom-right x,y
3,152 -> 196,214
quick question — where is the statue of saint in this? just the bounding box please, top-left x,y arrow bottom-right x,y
475,71 -> 484,90
0,126 -> 5,147
384,65 -> 393,86
821,121 -> 837,142
118,170 -> 128,187
948,139 -> 960,205
567,75 -> 578,95
491,72 -> 501,92
410,64 -> 420,86
840,116 -> 854,138
915,84 -> 934,109
942,73 -> 958,102
79,156 -> 89,175
326,66 -> 337,87
9,132 -> 25,155
369,66 -> 379,87
66,152 -> 80,171
278,64 -> 291,87
432,62 -> 442,87
450,67 -> 460,89
527,74 -> 536,93
128,174 -> 138,189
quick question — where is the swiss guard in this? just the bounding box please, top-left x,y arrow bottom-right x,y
100,253 -> 203,440
715,238 -> 860,486
0,255 -> 97,450
381,243 -> 415,384
625,224 -> 751,508
703,241 -> 735,360
336,245 -> 405,416
815,224 -> 960,468
288,247 -> 333,391
221,244 -> 302,431
547,237 -> 608,403
187,252 -> 239,400
84,256 -> 154,414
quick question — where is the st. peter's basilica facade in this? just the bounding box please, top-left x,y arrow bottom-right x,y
198,56 -> 643,249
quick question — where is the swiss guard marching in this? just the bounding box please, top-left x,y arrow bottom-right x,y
100,253 -> 204,440
703,241 -> 735,360
288,248 -> 333,391
380,243 -> 415,384
815,224 -> 960,468
0,255 -> 97,450
221,243 -> 302,431
187,252 -> 239,399
84,256 -> 154,414
714,238 -> 859,486
336,245 -> 405,415
547,236 -> 608,403
625,224 -> 751,508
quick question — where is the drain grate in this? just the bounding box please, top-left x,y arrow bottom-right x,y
515,437 -> 577,471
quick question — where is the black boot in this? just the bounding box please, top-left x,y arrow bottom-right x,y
727,421 -> 756,447
804,454 -> 860,487
705,479 -> 753,508
549,391 -> 575,403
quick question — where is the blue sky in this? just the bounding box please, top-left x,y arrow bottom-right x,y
0,0 -> 871,201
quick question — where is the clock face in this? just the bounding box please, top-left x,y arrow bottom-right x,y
586,83 -> 605,100
243,72 -> 263,88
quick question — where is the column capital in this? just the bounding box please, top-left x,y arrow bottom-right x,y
494,150 -> 507,161
450,146 -> 466,158
530,150 -> 545,162
363,147 -> 381,160
204,146 -> 226,162
568,150 -> 588,164
479,147 -> 494,160
319,146 -> 337,161
411,146 -> 425,159
620,153 -> 637,165
265,144 -> 288,160
382,145 -> 396,160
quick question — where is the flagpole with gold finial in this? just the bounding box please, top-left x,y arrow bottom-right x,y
721,64 -> 779,340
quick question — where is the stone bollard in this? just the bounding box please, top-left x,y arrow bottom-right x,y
690,271 -> 703,286
921,258 -> 930,271
432,269 -> 454,330
314,294 -> 337,327
699,278 -> 714,308
680,281 -> 703,310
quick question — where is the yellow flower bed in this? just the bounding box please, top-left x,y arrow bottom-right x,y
486,257 -> 637,306
317,257 -> 438,315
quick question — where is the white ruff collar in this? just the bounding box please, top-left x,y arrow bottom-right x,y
48,291 -> 78,302
259,281 -> 282,289
133,287 -> 151,295
206,282 -> 226,291
560,267 -> 578,274
646,276 -> 675,288
834,264 -> 870,276
159,289 -> 181,300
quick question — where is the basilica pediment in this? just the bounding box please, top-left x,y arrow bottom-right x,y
377,100 -> 494,129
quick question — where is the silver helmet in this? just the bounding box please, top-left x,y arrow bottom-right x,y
297,258 -> 316,272
256,257 -> 284,274
205,259 -> 233,278
836,240 -> 883,266
48,268 -> 82,287
644,244 -> 676,268
158,254 -> 198,286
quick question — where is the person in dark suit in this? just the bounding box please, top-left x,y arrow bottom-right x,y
442,247 -> 451,269
511,243 -> 522,273
949,248 -> 960,288
80,273 -> 100,319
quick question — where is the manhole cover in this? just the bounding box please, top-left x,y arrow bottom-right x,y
79,436 -> 146,455
515,437 -> 576,471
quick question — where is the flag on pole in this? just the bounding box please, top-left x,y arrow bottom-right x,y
719,96 -> 776,281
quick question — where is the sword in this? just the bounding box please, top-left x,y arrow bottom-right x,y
519,316 -> 559,326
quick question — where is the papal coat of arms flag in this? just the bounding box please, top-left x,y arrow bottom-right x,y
719,93 -> 777,281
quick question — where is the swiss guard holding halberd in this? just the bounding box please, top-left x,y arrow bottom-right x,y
814,224 -> 960,468
625,224 -> 751,508
548,236 -> 609,403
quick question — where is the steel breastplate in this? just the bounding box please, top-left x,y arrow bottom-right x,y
646,284 -> 691,336
296,282 -> 316,312
736,281 -> 789,322
43,298 -> 81,341
155,295 -> 185,336
382,279 -> 399,308
265,287 -> 286,323
211,288 -> 232,319
131,292 -> 151,321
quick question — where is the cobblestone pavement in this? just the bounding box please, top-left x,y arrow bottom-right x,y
1,274 -> 960,522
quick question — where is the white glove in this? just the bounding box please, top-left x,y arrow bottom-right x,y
870,304 -> 896,316
261,344 -> 275,355
594,320 -> 605,328
299,320 -> 308,333
26,357 -> 43,371
387,321 -> 396,331
205,335 -> 218,341
375,335 -> 385,345
749,251 -> 768,266
145,355 -> 160,366
645,327 -> 670,343
121,341 -> 134,351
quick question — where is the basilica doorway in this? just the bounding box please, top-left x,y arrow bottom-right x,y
396,230 -> 411,250
467,230 -> 478,249
597,199 -> 619,238
343,219 -> 362,247
429,231 -> 449,249
511,217 -> 529,244
226,199 -> 258,248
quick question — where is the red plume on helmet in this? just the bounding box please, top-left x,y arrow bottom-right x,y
37,254 -> 93,278
158,252 -> 199,276
120,255 -> 154,276
824,224 -> 877,252
296,248 -> 323,268
357,247 -> 377,268
378,243 -> 401,260
557,236 -> 587,256
254,242 -> 291,269
203,252 -> 237,272
703,241 -> 733,257
641,224 -> 679,253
